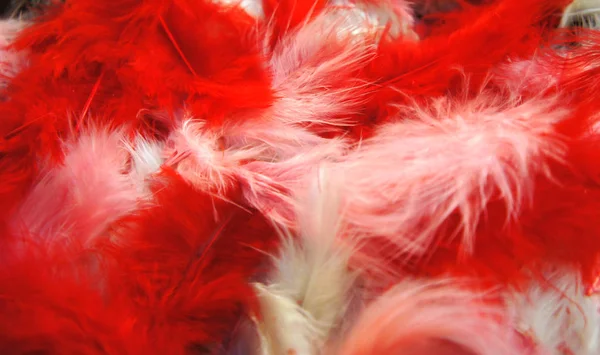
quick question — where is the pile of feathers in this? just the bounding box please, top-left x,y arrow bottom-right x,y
3,0 -> 600,354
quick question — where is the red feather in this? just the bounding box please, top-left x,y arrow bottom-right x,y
263,0 -> 327,50
357,0 -> 571,127
104,168 -> 277,351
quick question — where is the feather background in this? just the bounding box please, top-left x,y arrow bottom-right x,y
1,0 -> 599,354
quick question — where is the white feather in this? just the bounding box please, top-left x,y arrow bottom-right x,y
560,0 -> 600,28
253,167 -> 358,355
506,266 -> 600,355
123,136 -> 164,195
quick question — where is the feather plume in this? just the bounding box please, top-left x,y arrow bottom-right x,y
560,0 -> 600,28
506,266 -> 600,355
11,128 -> 142,249
337,279 -> 521,355
107,169 -> 278,351
253,167 -> 358,355
335,92 -> 566,259
268,8 -> 375,132
361,0 -> 571,123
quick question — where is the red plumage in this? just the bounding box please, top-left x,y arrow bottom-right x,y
357,0 -> 571,127
103,168 -> 276,351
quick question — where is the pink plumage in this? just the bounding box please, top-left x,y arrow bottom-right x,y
338,280 -> 521,355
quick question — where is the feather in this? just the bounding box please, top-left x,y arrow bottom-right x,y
337,279 -> 521,355
107,169 -> 278,351
124,135 -> 165,194
0,19 -> 28,88
252,167 -> 358,355
360,0 -> 571,123
267,7 -> 375,133
11,128 -> 142,249
506,266 -> 600,355
334,91 -> 566,260
560,0 -> 600,28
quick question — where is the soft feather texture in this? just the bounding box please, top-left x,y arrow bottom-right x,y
560,0 -> 600,28
337,279 -> 521,355
0,19 -> 28,88
0,0 -> 274,221
165,115 -> 347,226
506,266 -> 600,355
359,0 -> 571,125
253,168 -> 358,355
0,244 -> 158,355
2,0 -> 600,354
334,91 -> 566,259
105,169 -> 278,352
11,128 -> 142,249
267,7 -> 374,132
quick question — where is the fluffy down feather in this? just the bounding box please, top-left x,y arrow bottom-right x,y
506,266 -> 600,355
0,19 -> 28,88
253,168 -> 358,355
334,91 -> 566,259
267,7 -> 375,133
11,128 -> 143,249
105,169 -> 278,352
336,279 -> 521,355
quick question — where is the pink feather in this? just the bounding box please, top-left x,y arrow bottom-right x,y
333,91 -> 567,258
12,128 -> 143,249
337,279 -> 522,355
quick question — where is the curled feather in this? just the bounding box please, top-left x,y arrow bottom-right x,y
337,279 -> 521,355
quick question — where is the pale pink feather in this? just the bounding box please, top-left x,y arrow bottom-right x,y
166,116 -> 347,226
334,92 -> 567,256
336,279 -> 522,355
267,9 -> 375,130
332,0 -> 417,39
12,128 -> 143,248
